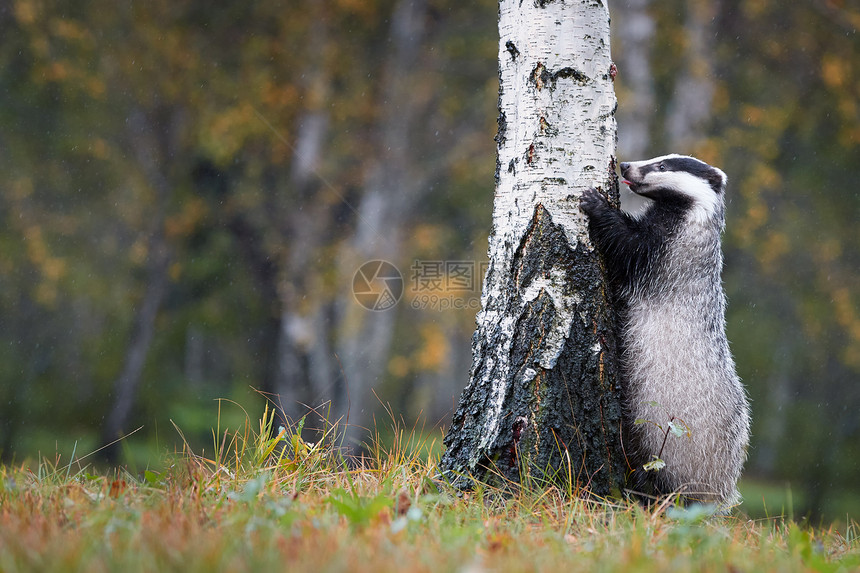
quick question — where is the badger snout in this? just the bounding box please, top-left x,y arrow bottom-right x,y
619,162 -> 638,188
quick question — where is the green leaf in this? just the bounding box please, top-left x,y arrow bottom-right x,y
229,472 -> 270,503
327,488 -> 392,529
634,418 -> 662,431
643,457 -> 666,472
666,503 -> 717,523
668,420 -> 686,438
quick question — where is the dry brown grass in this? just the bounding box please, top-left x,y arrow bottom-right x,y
1,406 -> 858,572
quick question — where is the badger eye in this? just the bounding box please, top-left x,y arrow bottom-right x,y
658,163 -> 665,171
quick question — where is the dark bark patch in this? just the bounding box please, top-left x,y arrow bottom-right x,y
495,111 -> 507,147
440,204 -> 626,496
530,62 -> 590,91
539,116 -> 559,137
552,67 -> 589,86
530,62 -> 548,91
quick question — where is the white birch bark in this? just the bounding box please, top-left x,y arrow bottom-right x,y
493,1 -> 617,244
441,0 -> 624,491
484,0 -> 617,445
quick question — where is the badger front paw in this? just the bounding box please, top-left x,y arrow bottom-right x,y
580,187 -> 608,217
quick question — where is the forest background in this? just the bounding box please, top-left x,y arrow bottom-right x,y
1,0 -> 858,522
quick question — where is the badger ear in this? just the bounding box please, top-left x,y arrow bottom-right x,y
708,171 -> 726,193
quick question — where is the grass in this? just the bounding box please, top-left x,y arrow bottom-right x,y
1,406 -> 859,572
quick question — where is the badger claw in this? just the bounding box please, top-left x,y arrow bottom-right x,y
580,187 -> 607,217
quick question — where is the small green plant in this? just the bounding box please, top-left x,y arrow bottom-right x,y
635,401 -> 691,473
327,482 -> 392,529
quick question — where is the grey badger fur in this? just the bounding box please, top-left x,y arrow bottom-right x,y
580,154 -> 750,509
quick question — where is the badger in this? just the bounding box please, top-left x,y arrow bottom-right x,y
580,154 -> 750,510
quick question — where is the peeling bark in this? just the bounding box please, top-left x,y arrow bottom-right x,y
440,0 -> 625,496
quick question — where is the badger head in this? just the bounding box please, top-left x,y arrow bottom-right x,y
620,154 -> 727,222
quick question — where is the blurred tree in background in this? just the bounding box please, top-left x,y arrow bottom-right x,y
0,0 -> 857,519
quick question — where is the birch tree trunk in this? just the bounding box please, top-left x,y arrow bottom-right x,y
440,0 -> 625,495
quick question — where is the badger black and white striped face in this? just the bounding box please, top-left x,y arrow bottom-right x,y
620,154 -> 727,221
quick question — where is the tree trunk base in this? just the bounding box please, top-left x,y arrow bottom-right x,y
440,204 -> 626,498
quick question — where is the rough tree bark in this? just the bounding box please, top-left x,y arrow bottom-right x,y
439,0 -> 626,495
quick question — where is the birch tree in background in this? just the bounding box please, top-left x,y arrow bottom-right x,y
440,0 -> 626,495
275,10 -> 338,431
335,0 -> 428,447
101,108 -> 177,458
613,0 -> 655,214
666,0 -> 718,150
